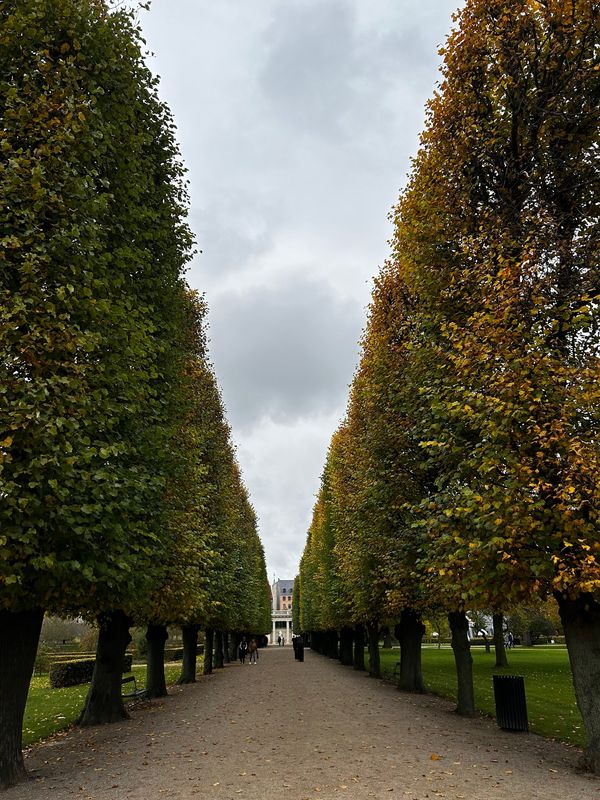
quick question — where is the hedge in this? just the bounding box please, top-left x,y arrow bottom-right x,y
165,644 -> 204,661
49,655 -> 133,688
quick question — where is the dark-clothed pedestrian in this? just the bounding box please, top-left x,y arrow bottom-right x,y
238,638 -> 248,664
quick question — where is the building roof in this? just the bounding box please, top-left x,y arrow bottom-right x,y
273,579 -> 294,593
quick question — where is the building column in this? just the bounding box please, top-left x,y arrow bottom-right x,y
272,618 -> 277,645
286,619 -> 290,644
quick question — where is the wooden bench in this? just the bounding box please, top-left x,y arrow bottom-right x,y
121,675 -> 146,699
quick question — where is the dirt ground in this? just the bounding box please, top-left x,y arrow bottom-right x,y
8,647 -> 600,800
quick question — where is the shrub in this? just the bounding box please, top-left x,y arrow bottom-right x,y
49,656 -> 133,688
33,646 -> 52,676
78,626 -> 99,653
132,627 -> 148,657
50,659 -> 95,688
164,645 -> 203,661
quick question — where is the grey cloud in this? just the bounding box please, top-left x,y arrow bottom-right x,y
135,0 -> 465,578
258,0 -> 450,146
260,1 -> 358,138
207,276 -> 363,430
234,411 -> 341,579
187,200 -> 275,286
362,27 -> 441,91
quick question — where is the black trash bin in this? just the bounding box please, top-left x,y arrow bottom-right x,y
493,674 -> 528,731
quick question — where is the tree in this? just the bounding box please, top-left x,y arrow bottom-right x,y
298,267 -> 433,687
137,293 -> 216,695
190,375 -> 270,665
292,576 -> 301,637
390,0 -> 600,754
506,598 -> 562,646
0,0 -> 193,782
352,268 -> 436,692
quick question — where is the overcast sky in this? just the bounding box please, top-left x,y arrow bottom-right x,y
133,0 -> 463,581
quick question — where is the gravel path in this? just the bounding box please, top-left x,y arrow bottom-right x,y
9,647 -> 600,800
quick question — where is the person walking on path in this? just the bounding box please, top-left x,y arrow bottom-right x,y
238,637 -> 248,664
248,638 -> 258,664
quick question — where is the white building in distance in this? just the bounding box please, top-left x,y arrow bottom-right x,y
270,578 -> 294,645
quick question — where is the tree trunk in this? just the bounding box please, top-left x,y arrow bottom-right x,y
327,629 -> 339,659
318,631 -> 326,655
178,624 -> 199,684
229,632 -> 238,661
223,632 -> 230,663
557,593 -> 600,773
311,631 -> 321,654
203,627 -> 214,675
523,629 -> 533,646
353,624 -> 365,671
339,627 -> 354,666
382,626 -> 392,649
367,621 -> 380,678
493,613 -> 508,667
79,610 -> 132,726
145,623 -> 168,698
0,607 -> 44,789
448,610 -> 475,716
395,608 -> 425,692
214,630 -> 224,669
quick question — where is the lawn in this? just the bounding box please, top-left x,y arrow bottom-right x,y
23,662 -> 186,747
378,646 -> 584,748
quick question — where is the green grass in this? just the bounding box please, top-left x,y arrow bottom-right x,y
23,662 -> 185,747
378,646 -> 584,748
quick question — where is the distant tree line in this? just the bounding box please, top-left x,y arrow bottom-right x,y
0,0 -> 270,789
296,0 -> 600,773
